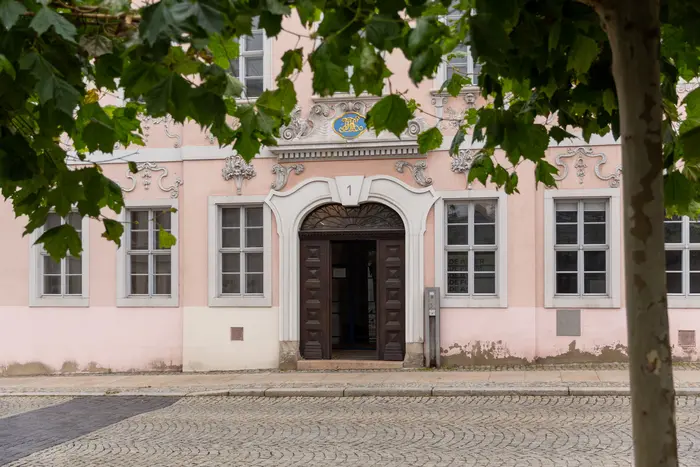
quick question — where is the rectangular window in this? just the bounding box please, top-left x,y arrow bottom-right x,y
218,205 -> 264,296
230,17 -> 264,98
664,215 -> 700,296
444,200 -> 498,295
445,9 -> 480,85
126,208 -> 173,297
40,212 -> 83,296
553,199 -> 609,296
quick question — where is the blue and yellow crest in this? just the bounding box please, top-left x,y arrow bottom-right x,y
332,112 -> 367,139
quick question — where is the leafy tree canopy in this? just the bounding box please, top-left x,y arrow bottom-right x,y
1,0 -> 699,259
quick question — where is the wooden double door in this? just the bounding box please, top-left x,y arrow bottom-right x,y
299,237 -> 405,361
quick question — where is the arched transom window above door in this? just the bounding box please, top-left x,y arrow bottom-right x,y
300,203 -> 405,232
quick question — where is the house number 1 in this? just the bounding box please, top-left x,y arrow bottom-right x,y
347,185 -> 351,195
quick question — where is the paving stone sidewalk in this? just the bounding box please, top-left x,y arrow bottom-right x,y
3,366 -> 700,397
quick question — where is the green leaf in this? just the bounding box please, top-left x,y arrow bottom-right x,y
603,89 -> 617,114
29,7 -> 77,42
566,35 -> 599,74
681,125 -> 700,162
36,224 -> 82,261
102,218 -> 124,248
366,94 -> 412,138
224,74 -> 244,98
128,161 -> 138,174
309,43 -> 349,96
208,35 -> 239,69
234,132 -> 261,160
445,73 -> 467,97
683,87 -> 700,120
265,0 -> 291,15
79,35 -> 113,57
417,127 -> 443,154
491,164 -> 509,186
0,54 -> 15,79
665,170 -> 695,209
0,0 -> 26,30
549,126 -> 576,144
449,128 -> 466,155
259,11 -> 283,37
366,13 -> 403,50
548,20 -> 561,52
158,226 -> 177,249
279,49 -> 303,80
141,2 -> 175,46
535,160 -> 558,187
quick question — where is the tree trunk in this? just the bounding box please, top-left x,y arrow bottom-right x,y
599,0 -> 678,465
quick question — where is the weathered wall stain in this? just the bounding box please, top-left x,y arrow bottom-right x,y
149,360 -> 183,372
440,340 -> 631,367
85,361 -> 111,373
60,360 -> 79,373
0,361 -> 54,376
1,359 -> 182,376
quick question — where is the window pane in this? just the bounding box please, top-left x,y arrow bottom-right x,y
447,273 -> 468,293
667,272 -> 683,294
584,200 -> 606,212
474,274 -> 495,294
245,78 -> 264,97
245,32 -> 263,51
583,224 -> 606,244
67,256 -> 81,274
246,273 -> 264,294
245,228 -> 263,248
447,225 -> 468,245
446,203 -> 468,223
246,252 -> 263,273
67,213 -> 82,231
473,202 -> 495,223
584,273 -> 607,294
691,251 -> 700,271
222,208 -> 241,228
666,250 -> 683,271
691,274 -> 700,294
155,211 -> 171,230
130,255 -> 148,274
473,225 -> 495,245
246,57 -> 263,77
222,228 -> 240,248
447,252 -> 468,272
130,231 -> 149,250
43,256 -> 61,274
584,251 -> 606,271
155,255 -> 171,274
556,225 -> 577,244
583,210 -> 606,222
556,273 -> 577,294
130,275 -> 148,295
130,210 -> 149,229
43,275 -> 61,295
45,213 -> 61,230
67,275 -> 81,295
555,251 -> 577,272
474,251 -> 495,272
222,273 -> 240,294
555,201 -> 577,213
664,222 -> 682,243
691,223 -> 700,244
245,207 -> 263,227
222,253 -> 240,273
556,210 -> 577,223
154,275 -> 171,295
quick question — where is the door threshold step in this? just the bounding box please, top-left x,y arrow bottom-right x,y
297,360 -> 404,370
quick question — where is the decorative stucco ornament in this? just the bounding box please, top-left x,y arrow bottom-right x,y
554,147 -> 622,188
121,162 -> 183,198
222,154 -> 256,195
450,149 -> 477,189
271,164 -> 305,191
395,161 -> 433,187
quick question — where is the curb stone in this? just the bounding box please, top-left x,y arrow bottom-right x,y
1,386 -> 697,398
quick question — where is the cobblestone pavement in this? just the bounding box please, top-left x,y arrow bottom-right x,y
2,396 -> 700,466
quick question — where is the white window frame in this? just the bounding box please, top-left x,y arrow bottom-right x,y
544,189 -> 621,309
208,195 -> 272,307
435,8 -> 480,90
29,213 -> 90,307
231,19 -> 273,100
665,215 -> 700,308
435,190 -> 508,308
116,199 -> 179,307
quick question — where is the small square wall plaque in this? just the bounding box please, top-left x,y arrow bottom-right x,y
230,327 -> 244,341
556,309 -> 581,337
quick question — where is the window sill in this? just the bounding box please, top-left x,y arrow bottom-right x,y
29,297 -> 89,308
117,296 -> 179,308
668,296 -> 700,309
430,86 -> 480,98
546,296 -> 619,309
209,296 -> 272,308
440,295 -> 506,309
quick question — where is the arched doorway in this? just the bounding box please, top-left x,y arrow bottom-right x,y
298,203 -> 406,361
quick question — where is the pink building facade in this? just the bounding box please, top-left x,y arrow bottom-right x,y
2,18 -> 699,375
